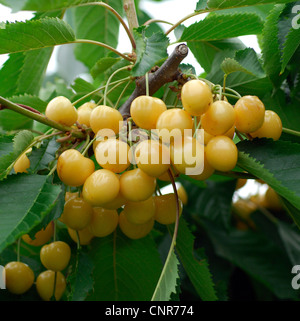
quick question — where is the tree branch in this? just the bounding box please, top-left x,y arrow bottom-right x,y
118,43 -> 189,118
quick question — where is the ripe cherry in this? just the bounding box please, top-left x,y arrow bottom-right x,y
94,138 -> 130,173
45,96 -> 78,126
36,270 -> 66,301
123,196 -> 155,225
156,108 -> 193,141
130,95 -> 167,129
77,102 -> 97,127
119,168 -> 156,202
61,196 -> 93,230
154,193 -> 183,225
82,169 -> 120,206
89,207 -> 119,237
57,149 -> 95,187
133,139 -> 170,177
250,110 -> 282,141
201,100 -> 235,136
181,79 -> 213,116
118,211 -> 154,240
5,261 -> 35,295
90,105 -> 123,135
206,136 -> 238,172
234,95 -> 265,133
40,241 -> 71,272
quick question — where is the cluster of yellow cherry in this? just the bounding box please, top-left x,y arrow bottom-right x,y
6,78 -> 283,300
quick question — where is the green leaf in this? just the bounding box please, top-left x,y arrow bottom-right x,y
151,250 -> 180,301
280,27 -> 300,74
91,57 -> 121,79
180,13 -> 263,42
132,27 -> 169,77
71,0 -> 123,69
16,0 -> 99,11
0,130 -> 34,180
0,11 -> 63,99
207,0 -> 296,10
187,38 -> 246,74
0,174 -> 61,254
87,229 -> 163,300
181,177 -> 237,230
262,90 -> 300,132
237,139 -> 300,211
206,49 -> 273,96
0,17 -> 75,55
196,0 -> 208,11
28,138 -> 60,173
221,48 -> 265,78
261,4 -> 285,85
67,250 -> 94,301
168,218 -> 218,301
201,218 -> 299,300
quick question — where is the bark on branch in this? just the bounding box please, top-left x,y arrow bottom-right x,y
119,43 -> 189,118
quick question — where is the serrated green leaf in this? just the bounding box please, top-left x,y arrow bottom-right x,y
0,130 -> 34,180
201,217 -> 299,300
151,250 -> 179,301
262,90 -> 300,132
0,11 -> 63,99
180,13 -> 263,42
237,139 -> 300,211
28,138 -> 60,173
206,48 -> 273,96
87,229 -> 162,300
168,218 -> 218,301
188,38 -> 246,74
0,53 -> 24,97
207,0 -> 296,10
91,57 -> 121,79
0,17 -> 75,55
280,27 -> 300,74
72,0 -> 123,69
196,0 -> 208,11
221,48 -> 265,78
67,250 -> 94,301
17,0 -> 98,11
0,174 -> 61,254
261,4 -> 285,85
132,27 -> 169,77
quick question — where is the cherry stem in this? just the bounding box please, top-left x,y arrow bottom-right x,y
144,19 -> 173,26
77,2 -> 136,50
151,169 -> 180,300
17,238 -> 21,262
73,39 -> 134,62
72,77 -> 131,106
51,271 -> 57,301
75,231 -> 81,251
282,127 -> 300,137
104,65 -> 133,107
115,79 -> 134,109
145,72 -> 150,96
